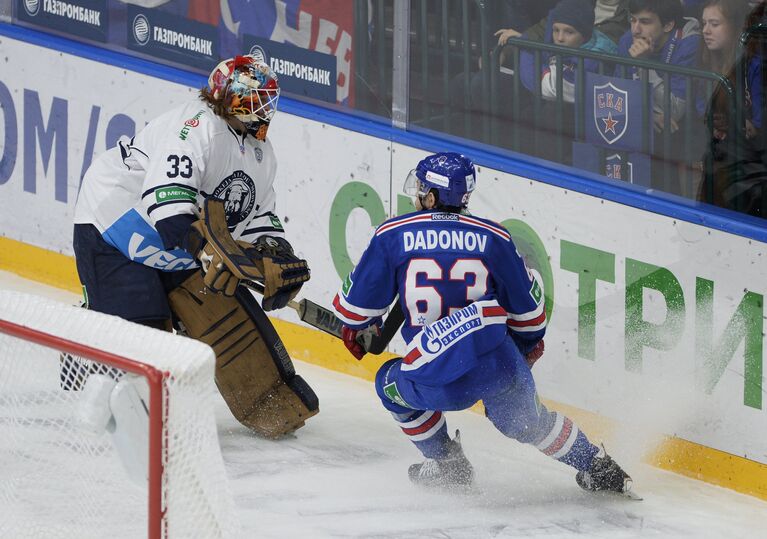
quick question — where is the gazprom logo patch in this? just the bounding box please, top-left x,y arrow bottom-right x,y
133,14 -> 151,46
420,327 -> 444,354
23,0 -> 40,16
419,303 -> 481,354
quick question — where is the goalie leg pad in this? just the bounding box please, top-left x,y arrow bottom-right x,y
168,272 -> 319,438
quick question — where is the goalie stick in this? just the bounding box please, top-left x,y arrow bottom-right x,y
240,279 -> 403,355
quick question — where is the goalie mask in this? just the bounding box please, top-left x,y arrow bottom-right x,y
208,55 -> 280,141
404,152 -> 476,209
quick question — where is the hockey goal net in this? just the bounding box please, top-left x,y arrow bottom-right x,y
0,290 -> 238,538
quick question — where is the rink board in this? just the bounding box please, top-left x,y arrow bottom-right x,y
0,30 -> 766,500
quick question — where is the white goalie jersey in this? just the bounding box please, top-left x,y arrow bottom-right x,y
74,99 -> 285,272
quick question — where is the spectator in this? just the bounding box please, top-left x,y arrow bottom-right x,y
616,0 -> 702,134
517,0 -> 618,162
697,0 -> 766,215
520,0 -> 619,102
502,0 -> 629,45
595,0 -> 632,43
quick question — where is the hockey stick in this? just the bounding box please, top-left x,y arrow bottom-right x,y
366,301 -> 404,355
240,279 -> 403,354
241,279 -> 343,338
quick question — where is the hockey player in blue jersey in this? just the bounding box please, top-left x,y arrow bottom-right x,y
332,152 -> 633,495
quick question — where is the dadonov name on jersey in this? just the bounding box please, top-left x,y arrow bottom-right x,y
403,229 -> 488,253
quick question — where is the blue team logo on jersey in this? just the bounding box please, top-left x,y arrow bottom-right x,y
593,82 -> 628,145
213,170 -> 257,228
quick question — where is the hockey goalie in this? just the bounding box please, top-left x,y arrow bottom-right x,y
64,54 -> 319,477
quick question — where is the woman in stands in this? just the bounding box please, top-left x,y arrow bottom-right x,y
697,0 -> 765,216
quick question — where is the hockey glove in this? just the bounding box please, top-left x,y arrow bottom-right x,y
341,324 -> 381,360
342,326 -> 365,360
525,339 -> 544,368
247,236 -> 310,311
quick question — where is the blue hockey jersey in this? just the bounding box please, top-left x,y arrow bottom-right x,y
333,211 -> 546,360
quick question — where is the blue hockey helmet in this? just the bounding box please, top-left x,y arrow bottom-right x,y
404,152 -> 476,209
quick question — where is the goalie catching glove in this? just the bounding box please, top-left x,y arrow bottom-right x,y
246,235 -> 309,311
185,197 -> 310,309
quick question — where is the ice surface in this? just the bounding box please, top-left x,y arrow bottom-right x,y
221,363 -> 766,538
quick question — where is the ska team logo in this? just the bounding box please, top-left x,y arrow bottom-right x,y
213,171 -> 257,228
23,0 -> 41,16
593,81 -> 628,145
133,14 -> 151,46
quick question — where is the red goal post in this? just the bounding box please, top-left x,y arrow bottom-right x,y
0,290 -> 238,538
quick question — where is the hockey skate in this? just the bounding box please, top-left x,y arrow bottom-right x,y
408,430 -> 474,489
576,445 -> 640,499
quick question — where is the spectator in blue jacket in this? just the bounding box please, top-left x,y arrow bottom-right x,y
517,0 -> 618,163
520,0 -> 619,101
616,0 -> 702,134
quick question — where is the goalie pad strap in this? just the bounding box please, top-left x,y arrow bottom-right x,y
168,272 -> 319,437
